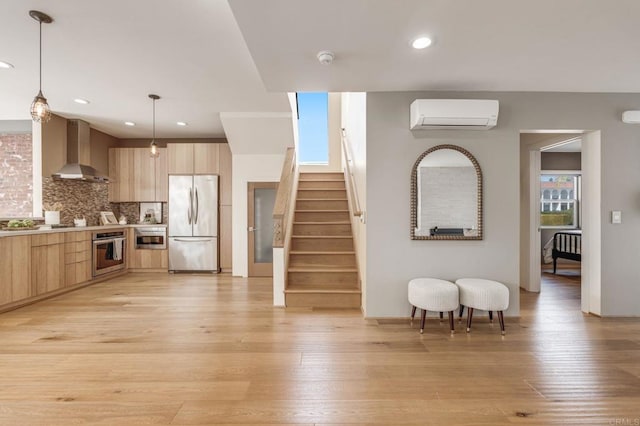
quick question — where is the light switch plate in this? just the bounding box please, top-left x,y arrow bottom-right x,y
612,210 -> 622,224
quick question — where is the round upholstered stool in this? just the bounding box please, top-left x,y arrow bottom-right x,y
455,278 -> 509,335
408,278 -> 459,334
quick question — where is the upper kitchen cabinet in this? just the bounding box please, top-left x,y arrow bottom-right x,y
167,143 -> 219,174
109,147 -> 167,202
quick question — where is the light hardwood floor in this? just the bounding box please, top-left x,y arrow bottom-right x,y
0,271 -> 639,425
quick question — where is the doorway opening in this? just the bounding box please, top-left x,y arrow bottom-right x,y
520,131 -> 601,315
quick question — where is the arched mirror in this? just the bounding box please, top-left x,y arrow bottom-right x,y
411,144 -> 483,240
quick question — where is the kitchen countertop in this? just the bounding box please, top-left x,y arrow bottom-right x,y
0,223 -> 166,238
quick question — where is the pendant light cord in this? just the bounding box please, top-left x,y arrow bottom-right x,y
152,98 -> 156,140
39,20 -> 42,92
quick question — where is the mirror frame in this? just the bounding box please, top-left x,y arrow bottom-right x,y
410,144 -> 483,240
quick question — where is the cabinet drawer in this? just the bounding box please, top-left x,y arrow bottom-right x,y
32,233 -> 63,247
64,231 -> 90,243
65,241 -> 88,254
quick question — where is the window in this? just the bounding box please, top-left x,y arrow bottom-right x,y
0,121 -> 38,218
297,92 -> 329,164
540,173 -> 581,228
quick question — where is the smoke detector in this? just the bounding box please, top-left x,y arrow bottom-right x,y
317,50 -> 334,65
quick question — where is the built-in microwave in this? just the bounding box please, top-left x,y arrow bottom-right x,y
134,226 -> 167,250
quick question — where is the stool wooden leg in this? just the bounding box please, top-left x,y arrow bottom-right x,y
448,311 -> 455,334
410,306 -> 417,323
489,311 -> 493,323
420,309 -> 427,334
439,311 -> 444,323
498,311 -> 506,335
466,307 -> 474,333
458,305 -> 464,322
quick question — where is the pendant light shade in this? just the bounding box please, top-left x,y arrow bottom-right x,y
29,10 -> 53,123
149,94 -> 160,158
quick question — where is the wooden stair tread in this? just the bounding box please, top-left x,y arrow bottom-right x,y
295,209 -> 349,213
292,235 -> 352,239
297,198 -> 348,201
285,288 -> 361,294
290,251 -> 355,255
288,266 -> 357,272
293,221 -> 350,224
299,178 -> 345,182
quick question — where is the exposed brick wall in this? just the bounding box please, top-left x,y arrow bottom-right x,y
0,133 -> 33,218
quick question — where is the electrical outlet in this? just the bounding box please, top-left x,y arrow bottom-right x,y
612,210 -> 622,224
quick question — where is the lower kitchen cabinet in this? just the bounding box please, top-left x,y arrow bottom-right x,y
64,231 -> 92,287
127,229 -> 168,270
0,235 -> 32,305
31,233 -> 65,295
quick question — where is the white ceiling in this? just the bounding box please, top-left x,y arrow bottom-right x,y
0,1 -> 290,139
4,1 -> 640,142
229,0 -> 640,93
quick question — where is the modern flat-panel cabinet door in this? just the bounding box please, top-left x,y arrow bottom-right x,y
0,236 -> 32,305
167,143 -> 194,174
31,234 -> 64,295
134,148 -> 156,201
155,148 -> 168,202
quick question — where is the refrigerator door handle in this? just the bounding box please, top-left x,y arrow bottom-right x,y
195,187 -> 199,224
172,238 -> 213,242
188,188 -> 193,224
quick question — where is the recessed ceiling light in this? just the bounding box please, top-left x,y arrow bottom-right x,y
0,61 -> 14,69
124,121 -> 136,126
74,98 -> 89,105
412,36 -> 433,49
176,121 -> 188,126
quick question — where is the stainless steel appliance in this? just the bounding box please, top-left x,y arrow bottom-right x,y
168,175 -> 219,272
92,230 -> 126,277
134,226 -> 167,249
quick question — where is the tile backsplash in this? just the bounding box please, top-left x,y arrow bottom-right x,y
42,177 -> 111,226
42,178 -> 167,226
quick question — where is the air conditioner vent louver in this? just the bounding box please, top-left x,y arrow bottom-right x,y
410,99 -> 499,130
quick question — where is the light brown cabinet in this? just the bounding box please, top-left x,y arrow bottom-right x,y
31,233 -> 65,295
108,147 -> 168,202
126,229 -> 168,270
0,236 -> 32,305
64,231 -> 91,287
167,143 -> 219,174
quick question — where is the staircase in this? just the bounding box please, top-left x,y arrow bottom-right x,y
285,172 -> 361,308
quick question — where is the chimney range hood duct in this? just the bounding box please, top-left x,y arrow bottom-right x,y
52,119 -> 109,183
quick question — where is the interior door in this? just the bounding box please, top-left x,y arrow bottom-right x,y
248,182 -> 278,277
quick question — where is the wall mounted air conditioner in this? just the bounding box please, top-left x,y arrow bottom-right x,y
410,99 -> 499,130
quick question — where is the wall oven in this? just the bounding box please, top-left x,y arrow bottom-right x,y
134,226 -> 167,249
92,230 -> 126,277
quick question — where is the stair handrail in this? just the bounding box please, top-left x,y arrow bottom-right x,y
340,128 -> 363,218
273,147 -> 296,248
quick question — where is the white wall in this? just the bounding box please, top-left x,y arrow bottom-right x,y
232,154 -> 286,277
341,93 -> 367,314
366,91 -> 640,317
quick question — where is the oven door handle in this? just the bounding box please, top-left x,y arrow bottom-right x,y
93,238 -> 116,246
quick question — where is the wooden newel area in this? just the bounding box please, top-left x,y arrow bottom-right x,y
272,147 -> 296,248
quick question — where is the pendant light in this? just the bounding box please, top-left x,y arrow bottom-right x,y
149,94 -> 160,158
29,10 -> 53,123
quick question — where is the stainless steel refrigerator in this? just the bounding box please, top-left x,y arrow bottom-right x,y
168,175 -> 219,272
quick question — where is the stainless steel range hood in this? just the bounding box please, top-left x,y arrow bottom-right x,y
52,119 -> 110,183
